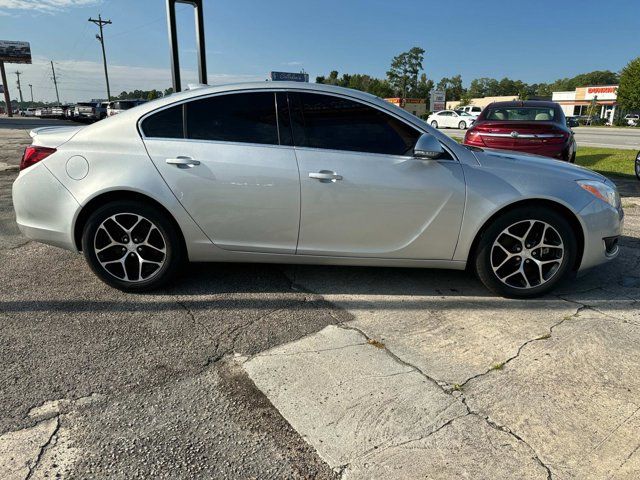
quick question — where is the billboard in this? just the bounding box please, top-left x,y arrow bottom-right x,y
430,90 -> 446,112
0,41 -> 32,64
270,71 -> 309,82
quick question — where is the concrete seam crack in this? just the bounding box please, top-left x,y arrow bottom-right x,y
354,411 -> 471,462
255,342 -> 369,357
460,397 -> 553,480
332,314 -> 555,479
556,294 -> 639,325
25,417 -> 60,480
458,305 -> 582,390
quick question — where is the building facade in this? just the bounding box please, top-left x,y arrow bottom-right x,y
552,85 -> 618,123
384,98 -> 427,117
446,95 -> 519,110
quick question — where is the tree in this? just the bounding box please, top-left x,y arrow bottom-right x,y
458,91 -> 473,106
315,70 -> 394,98
414,73 -> 434,100
386,47 -> 425,97
617,57 -> 640,112
436,75 -> 465,101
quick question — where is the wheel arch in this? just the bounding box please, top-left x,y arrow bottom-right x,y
466,198 -> 585,272
73,190 -> 187,254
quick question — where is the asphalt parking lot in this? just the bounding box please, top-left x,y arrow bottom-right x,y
1,118 -> 639,479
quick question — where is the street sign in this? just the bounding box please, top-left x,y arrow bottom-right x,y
430,90 -> 445,112
270,71 -> 309,82
0,41 -> 32,64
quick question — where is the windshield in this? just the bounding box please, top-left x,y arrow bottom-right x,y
485,107 -> 556,122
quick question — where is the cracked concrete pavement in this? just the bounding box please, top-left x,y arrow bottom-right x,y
2,120 -> 640,478
244,194 -> 640,478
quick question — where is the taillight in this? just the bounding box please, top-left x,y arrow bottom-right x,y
20,146 -> 56,171
464,128 -> 484,146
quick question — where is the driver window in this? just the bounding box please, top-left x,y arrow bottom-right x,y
289,92 -> 421,156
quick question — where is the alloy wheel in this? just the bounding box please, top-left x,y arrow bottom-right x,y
93,213 -> 167,282
490,219 -> 564,289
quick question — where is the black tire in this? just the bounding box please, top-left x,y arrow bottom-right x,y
459,121 -> 466,130
431,121 -> 438,128
635,151 -> 640,180
81,200 -> 184,292
474,207 -> 577,298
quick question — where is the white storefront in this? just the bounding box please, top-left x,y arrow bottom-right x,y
552,85 -> 618,123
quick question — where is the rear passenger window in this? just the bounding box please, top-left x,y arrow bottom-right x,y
141,105 -> 184,138
186,92 -> 278,145
290,92 -> 420,156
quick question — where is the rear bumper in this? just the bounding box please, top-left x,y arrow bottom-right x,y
12,163 -> 80,252
577,199 -> 624,272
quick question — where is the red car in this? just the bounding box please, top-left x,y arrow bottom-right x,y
463,101 -> 576,162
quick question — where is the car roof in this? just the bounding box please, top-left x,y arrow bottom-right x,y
486,100 -> 559,108
123,81 -> 426,127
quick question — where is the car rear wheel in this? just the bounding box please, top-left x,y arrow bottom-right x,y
431,121 -> 438,128
474,207 -> 576,298
458,121 -> 466,130
635,151 -> 640,180
81,201 -> 183,291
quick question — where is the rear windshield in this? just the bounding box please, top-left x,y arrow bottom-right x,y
77,102 -> 97,107
485,107 -> 556,122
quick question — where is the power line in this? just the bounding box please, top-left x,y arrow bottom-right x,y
88,14 -> 113,100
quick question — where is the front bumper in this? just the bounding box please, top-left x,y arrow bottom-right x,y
577,198 -> 624,272
12,163 -> 80,252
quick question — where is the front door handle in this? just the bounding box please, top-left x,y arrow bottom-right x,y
166,156 -> 200,168
309,170 -> 343,183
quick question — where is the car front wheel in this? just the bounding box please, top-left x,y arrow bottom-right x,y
431,121 -> 438,128
81,201 -> 183,291
474,207 -> 576,298
458,121 -> 467,130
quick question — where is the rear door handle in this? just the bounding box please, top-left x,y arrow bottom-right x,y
309,170 -> 343,182
166,156 -> 200,168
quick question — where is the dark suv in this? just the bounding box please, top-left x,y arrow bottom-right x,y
464,101 -> 577,162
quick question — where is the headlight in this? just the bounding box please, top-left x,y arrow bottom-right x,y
577,180 -> 620,209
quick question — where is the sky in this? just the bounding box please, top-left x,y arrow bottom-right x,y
0,0 -> 637,103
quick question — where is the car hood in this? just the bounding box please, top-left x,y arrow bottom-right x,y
472,147 -> 608,183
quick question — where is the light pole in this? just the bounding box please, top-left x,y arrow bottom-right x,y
28,83 -> 33,102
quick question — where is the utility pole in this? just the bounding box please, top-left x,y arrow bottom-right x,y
0,61 -> 11,117
28,84 -> 33,102
15,70 -> 24,111
89,14 -> 112,100
50,61 -> 60,106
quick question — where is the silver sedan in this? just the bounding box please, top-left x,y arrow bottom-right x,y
12,83 -> 623,297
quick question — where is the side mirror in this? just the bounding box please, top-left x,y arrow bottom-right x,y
414,133 -> 444,159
